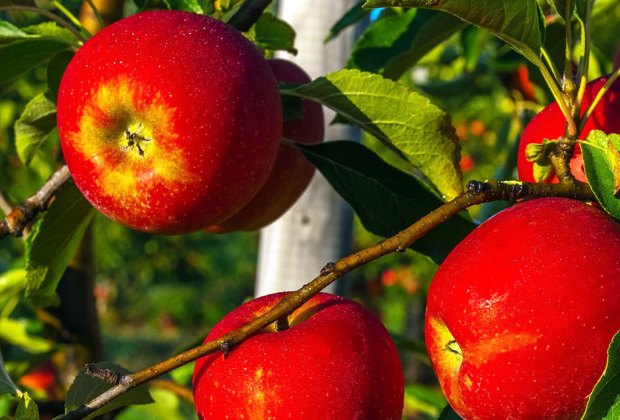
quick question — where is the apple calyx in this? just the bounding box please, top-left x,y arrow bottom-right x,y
123,123 -> 151,157
444,339 -> 463,357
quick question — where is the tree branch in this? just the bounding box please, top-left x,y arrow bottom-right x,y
58,179 -> 595,420
0,165 -> 71,237
227,0 -> 272,32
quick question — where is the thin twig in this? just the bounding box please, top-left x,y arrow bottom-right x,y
0,165 -> 71,237
58,179 -> 595,420
227,0 -> 272,32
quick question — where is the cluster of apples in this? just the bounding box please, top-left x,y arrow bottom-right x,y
426,77 -> 620,418
57,10 -> 405,419
57,10 -> 324,235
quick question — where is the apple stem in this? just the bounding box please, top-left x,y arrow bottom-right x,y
549,137 -> 578,184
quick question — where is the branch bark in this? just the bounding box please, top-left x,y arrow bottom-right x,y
58,179 -> 594,420
0,165 -> 71,238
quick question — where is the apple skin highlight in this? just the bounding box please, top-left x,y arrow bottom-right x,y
58,10 -> 282,234
425,198 -> 620,419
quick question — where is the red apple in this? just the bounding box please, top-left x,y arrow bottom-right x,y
425,198 -> 620,419
57,10 -> 282,234
192,292 -> 404,419
207,59 -> 324,232
517,76 -> 620,183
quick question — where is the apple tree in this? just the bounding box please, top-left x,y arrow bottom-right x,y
1,0 -> 620,419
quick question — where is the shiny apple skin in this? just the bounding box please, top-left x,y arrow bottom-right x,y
57,10 -> 282,234
192,292 -> 404,419
425,198 -> 620,419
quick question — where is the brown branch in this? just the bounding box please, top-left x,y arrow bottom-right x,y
58,179 -> 595,420
227,0 -> 272,32
0,165 -> 71,237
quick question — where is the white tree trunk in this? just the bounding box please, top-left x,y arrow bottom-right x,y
255,0 -> 360,297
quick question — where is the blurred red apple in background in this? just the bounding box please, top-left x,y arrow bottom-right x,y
208,59 -> 324,232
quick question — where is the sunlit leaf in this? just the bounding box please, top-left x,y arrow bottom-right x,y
581,331 -> 620,419
363,0 -> 545,65
252,13 -> 297,54
286,69 -> 462,199
21,22 -> 80,46
14,92 -> 57,166
0,319 -> 52,354
581,131 -> 620,220
14,392 -> 38,420
404,384 -> 446,418
299,141 -> 474,263
348,9 -> 466,79
0,21 -> 31,45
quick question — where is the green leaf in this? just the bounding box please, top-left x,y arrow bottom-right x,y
286,69 -> 463,200
0,318 -> 52,354
363,0 -> 545,65
0,351 -> 18,396
581,331 -> 620,420
65,362 -> 153,419
0,269 -> 27,299
21,22 -> 79,46
252,13 -> 297,54
438,404 -> 462,419
325,0 -> 368,43
581,131 -> 620,220
15,392 -> 38,420
299,141 -> 474,263
550,0 -> 589,21
349,9 -> 466,79
25,182 -> 95,306
404,384 -> 446,418
115,388 -> 195,420
163,0 -> 202,13
0,40 -> 70,85
591,0 -> 620,61
0,21 -> 32,45
281,94 -> 304,122
15,92 -> 57,166
47,50 -> 74,101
